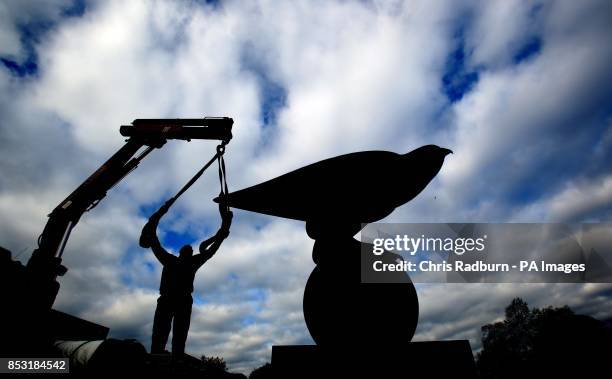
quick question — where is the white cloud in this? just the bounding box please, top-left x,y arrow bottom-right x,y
0,0 -> 76,60
435,0 -> 612,221
548,176 -> 612,221
513,173 -> 612,222
465,0 -> 542,68
0,5 -> 22,59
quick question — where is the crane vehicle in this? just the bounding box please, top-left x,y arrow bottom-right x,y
1,117 -> 233,360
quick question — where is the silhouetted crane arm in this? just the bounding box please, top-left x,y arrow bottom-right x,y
27,118 -> 233,288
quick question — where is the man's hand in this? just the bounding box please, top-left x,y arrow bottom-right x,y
221,208 -> 233,224
157,198 -> 175,216
139,224 -> 154,248
218,202 -> 233,240
218,228 -> 230,240
221,208 -> 233,228
196,203 -> 232,262
140,199 -> 174,248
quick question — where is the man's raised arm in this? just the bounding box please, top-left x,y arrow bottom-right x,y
195,205 -> 233,267
140,200 -> 175,266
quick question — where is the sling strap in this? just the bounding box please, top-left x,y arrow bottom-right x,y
153,141 -> 228,216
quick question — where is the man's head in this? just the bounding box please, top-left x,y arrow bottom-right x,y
179,245 -> 193,259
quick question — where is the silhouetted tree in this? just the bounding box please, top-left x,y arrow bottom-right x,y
249,362 -> 272,379
201,355 -> 227,374
476,297 -> 612,378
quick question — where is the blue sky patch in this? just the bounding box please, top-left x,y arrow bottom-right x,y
163,228 -> 199,251
0,57 -> 38,77
240,43 -> 288,128
241,315 -> 257,326
61,0 -> 87,18
1,0 -> 87,77
513,37 -> 542,64
194,294 -> 209,305
442,29 -> 479,102
144,261 -> 155,273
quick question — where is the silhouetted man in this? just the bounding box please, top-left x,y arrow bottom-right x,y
140,200 -> 232,357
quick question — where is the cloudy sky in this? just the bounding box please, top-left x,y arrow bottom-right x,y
1,0 -> 612,373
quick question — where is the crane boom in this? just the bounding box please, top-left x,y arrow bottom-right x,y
26,117 -> 233,307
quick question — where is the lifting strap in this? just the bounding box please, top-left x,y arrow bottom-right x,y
164,142 -> 229,212
141,142 -> 228,248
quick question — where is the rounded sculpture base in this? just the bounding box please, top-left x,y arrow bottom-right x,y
303,237 -> 419,349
